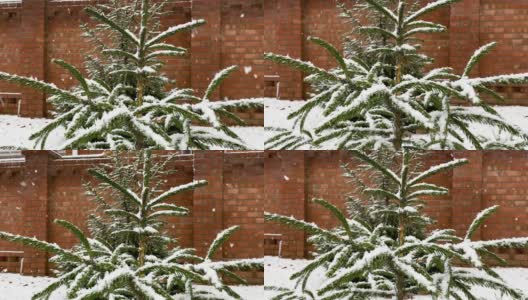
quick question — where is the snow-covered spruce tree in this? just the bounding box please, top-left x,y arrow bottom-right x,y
83,151 -> 182,258
337,0 -> 423,81
265,149 -> 528,300
0,0 -> 261,150
265,0 -> 528,150
342,150 -> 431,242
80,0 -> 170,100
0,151 -> 262,299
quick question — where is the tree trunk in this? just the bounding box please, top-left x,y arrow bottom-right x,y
393,110 -> 403,150
396,274 -> 406,300
138,237 -> 146,267
393,59 -> 404,150
135,76 -> 145,149
396,213 -> 406,299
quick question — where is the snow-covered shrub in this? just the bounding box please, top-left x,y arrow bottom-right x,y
0,151 -> 263,299
265,149 -> 528,300
265,0 -> 528,150
0,0 -> 262,150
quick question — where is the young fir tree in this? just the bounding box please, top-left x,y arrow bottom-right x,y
80,0 -> 170,100
0,0 -> 262,150
342,149 -> 431,241
265,149 -> 528,300
83,151 -> 181,258
265,0 -> 528,150
0,151 -> 263,300
337,0 -> 422,78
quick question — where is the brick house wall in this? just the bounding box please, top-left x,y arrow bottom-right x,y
0,150 -> 264,283
264,151 -> 528,266
1,0 -> 527,121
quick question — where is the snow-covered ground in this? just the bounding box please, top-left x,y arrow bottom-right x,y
3,258 -> 528,299
0,272 -> 264,300
3,100 -> 528,150
0,115 -> 264,150
264,256 -> 528,300
264,99 -> 528,149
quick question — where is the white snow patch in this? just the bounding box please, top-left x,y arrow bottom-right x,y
265,99 -> 528,149
264,256 -> 528,300
0,273 -> 67,300
0,273 -> 264,300
0,115 -> 65,149
0,115 -> 264,150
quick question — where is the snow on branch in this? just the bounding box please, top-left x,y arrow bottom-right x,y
405,0 -> 459,24
147,180 -> 208,208
147,19 -> 206,47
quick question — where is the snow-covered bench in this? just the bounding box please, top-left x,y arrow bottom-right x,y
0,93 -> 22,116
0,250 -> 24,274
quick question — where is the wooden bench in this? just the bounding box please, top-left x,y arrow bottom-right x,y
264,233 -> 283,257
264,75 -> 280,99
0,251 -> 24,274
0,92 -> 22,116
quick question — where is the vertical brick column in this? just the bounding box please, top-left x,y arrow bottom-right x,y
191,0 -> 222,99
451,151 -> 484,239
479,151 -> 528,245
264,151 -> 306,258
449,0 -> 481,75
20,0 -> 46,117
20,151 -> 58,275
264,0 -> 303,100
192,151 -> 224,257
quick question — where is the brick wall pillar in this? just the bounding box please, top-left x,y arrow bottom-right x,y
20,0 -> 46,117
191,0 -> 222,99
451,151 -> 484,239
264,0 -> 303,100
192,151 -> 224,258
20,151 -> 59,275
449,0 -> 481,75
264,151 -> 306,258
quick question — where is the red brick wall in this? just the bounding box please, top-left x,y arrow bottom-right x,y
46,3 -> 91,93
21,0 -> 47,117
159,2 -> 193,91
264,151 -> 528,266
3,0 -> 527,120
0,151 -> 263,283
479,1 -> 528,76
0,161 -> 24,258
222,151 -> 264,282
0,2 -> 24,116
264,151 -> 306,258
482,152 -> 528,242
265,0 -> 303,100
